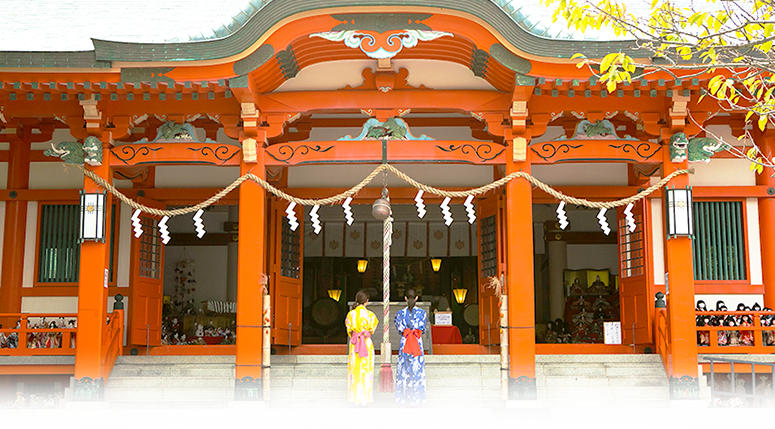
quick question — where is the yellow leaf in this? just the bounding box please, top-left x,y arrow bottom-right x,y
570,53 -> 586,60
606,79 -> 617,92
747,147 -> 757,157
759,114 -> 768,130
762,40 -> 774,53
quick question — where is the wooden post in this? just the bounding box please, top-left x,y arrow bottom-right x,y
235,136 -> 267,400
73,138 -> 113,401
756,129 -> 775,309
505,143 -> 537,400
0,128 -> 31,322
661,144 -> 699,400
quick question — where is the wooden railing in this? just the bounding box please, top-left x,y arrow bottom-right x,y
696,310 -> 775,353
101,310 -> 123,380
0,313 -> 77,355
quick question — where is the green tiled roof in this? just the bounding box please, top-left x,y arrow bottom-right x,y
0,0 -> 639,67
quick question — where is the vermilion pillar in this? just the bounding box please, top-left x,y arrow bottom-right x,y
756,130 -> 775,309
661,146 -> 699,399
506,145 -> 537,399
0,129 -> 31,320
73,139 -> 113,400
235,141 -> 267,400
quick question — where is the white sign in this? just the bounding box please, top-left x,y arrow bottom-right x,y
104,268 -> 109,289
434,312 -> 452,326
604,322 -> 622,345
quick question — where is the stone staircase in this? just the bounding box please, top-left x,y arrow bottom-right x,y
97,354 -> 669,408
536,354 -> 670,408
103,355 -> 235,408
269,354 -> 500,408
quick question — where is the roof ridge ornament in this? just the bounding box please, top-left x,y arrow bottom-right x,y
310,29 -> 452,59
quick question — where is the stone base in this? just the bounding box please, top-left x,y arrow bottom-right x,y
668,400 -> 708,409
505,399 -> 543,409
72,377 -> 104,401
65,401 -> 110,410
508,376 -> 537,400
228,400 -> 266,409
669,375 -> 700,400
235,376 -> 263,401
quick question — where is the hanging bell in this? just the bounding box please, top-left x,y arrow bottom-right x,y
372,190 -> 391,221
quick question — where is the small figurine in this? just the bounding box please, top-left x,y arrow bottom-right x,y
568,278 -> 583,296
588,275 -> 607,295
11,391 -> 26,408
195,323 -> 204,338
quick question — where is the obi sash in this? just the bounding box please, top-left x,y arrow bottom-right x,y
350,331 -> 371,358
402,329 -> 423,357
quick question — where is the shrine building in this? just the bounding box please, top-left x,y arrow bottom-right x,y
0,0 -> 773,406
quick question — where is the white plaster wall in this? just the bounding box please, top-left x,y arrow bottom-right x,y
21,296 -> 78,313
117,202 -> 132,288
275,59 -> 496,92
163,246 -> 228,304
695,294 -> 764,310
0,163 -> 8,189
29,163 -> 84,189
567,244 -> 619,275
651,198 -> 666,285
747,198 -> 763,285
154,166 -> 239,188
288,164 -> 494,188
22,201 -> 37,288
690,159 -> 755,186
530,126 -> 568,143
216,129 -> 240,146
531,163 -> 628,187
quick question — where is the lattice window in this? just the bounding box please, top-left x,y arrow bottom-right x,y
139,217 -> 161,279
38,204 -> 81,283
37,204 -> 117,284
618,210 -> 644,278
479,215 -> 497,278
692,201 -> 746,281
281,220 -> 301,279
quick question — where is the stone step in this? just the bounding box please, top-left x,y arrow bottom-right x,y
540,376 -> 668,388
264,398 -> 504,409
104,387 -> 234,401
108,400 -> 230,409
110,364 -> 234,378
107,376 -> 235,389
536,354 -> 664,363
116,355 -> 235,364
539,385 -> 667,400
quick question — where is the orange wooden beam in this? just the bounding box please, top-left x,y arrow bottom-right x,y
259,89 -> 510,114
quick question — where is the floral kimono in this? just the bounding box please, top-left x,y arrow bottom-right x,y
345,304 -> 378,404
394,306 -> 427,406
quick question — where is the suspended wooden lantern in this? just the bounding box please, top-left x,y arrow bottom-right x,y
431,258 -> 442,273
357,259 -> 368,273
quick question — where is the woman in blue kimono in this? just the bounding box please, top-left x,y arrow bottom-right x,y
394,289 -> 427,406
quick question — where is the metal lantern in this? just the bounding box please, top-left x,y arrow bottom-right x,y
665,187 -> 694,238
452,288 -> 468,304
431,258 -> 442,272
79,191 -> 107,242
357,259 -> 369,273
327,289 -> 342,302
372,189 -> 391,221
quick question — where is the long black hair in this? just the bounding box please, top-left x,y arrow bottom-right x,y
353,289 -> 369,310
405,289 -> 417,311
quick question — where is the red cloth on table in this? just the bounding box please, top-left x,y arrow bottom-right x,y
431,325 -> 462,344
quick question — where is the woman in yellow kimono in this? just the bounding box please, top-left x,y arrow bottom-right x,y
345,289 -> 379,405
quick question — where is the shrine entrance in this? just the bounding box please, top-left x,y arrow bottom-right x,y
299,203 -> 480,348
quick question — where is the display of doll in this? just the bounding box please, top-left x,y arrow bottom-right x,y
11,390 -> 28,408
739,315 -> 754,346
568,278 -> 583,296
588,276 -> 607,295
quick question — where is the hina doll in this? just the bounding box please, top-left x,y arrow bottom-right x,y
345,289 -> 378,405
739,315 -> 754,346
726,317 -> 740,346
394,289 -> 427,406
544,321 -> 559,343
696,300 -> 710,346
